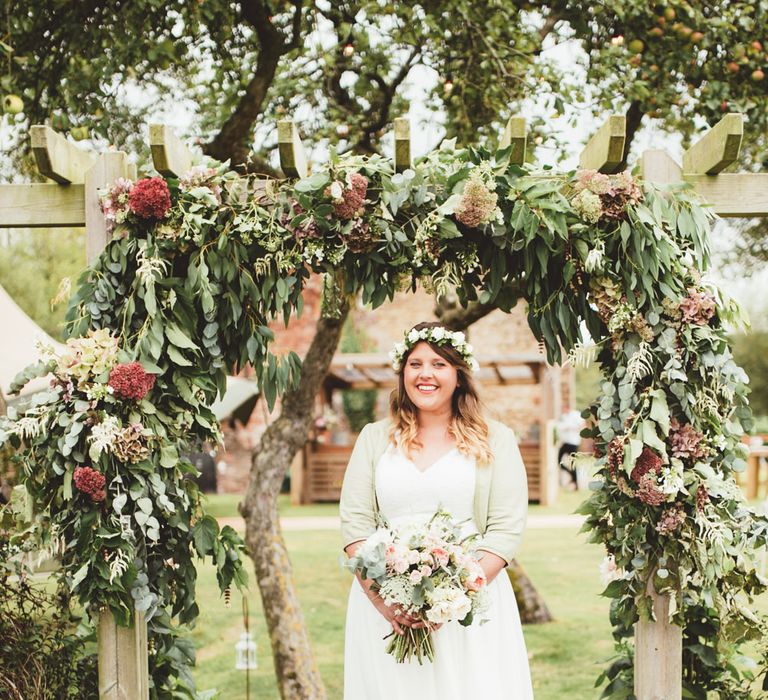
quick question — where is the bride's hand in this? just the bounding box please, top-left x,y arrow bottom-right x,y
368,594 -> 421,635
368,593 -> 441,634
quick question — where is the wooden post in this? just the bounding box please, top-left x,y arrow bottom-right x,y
635,585 -> 682,700
98,610 -> 150,700
85,150 -> 150,700
499,116 -> 527,165
277,119 -> 309,179
394,117 -> 411,173
634,148 -> 684,700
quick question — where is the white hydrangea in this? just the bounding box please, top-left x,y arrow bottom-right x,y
658,458 -> 685,496
88,415 -> 121,460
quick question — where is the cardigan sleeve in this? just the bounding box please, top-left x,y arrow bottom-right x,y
475,425 -> 528,565
339,423 -> 378,552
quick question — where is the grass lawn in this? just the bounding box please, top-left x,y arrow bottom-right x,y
192,489 -> 613,699
188,488 -> 768,698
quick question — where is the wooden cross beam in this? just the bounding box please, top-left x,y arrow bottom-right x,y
277,119 -> 309,178
579,115 -> 626,174
149,123 -> 193,178
31,125 -> 96,184
499,116 -> 527,165
682,113 -> 743,175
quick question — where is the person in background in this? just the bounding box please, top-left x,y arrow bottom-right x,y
557,408 -> 585,490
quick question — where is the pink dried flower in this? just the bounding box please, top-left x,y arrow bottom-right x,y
636,473 -> 666,506
128,177 -> 172,220
656,504 -> 686,535
669,419 -> 709,461
108,362 -> 156,401
678,289 -> 716,325
73,466 -> 107,502
325,173 -> 368,220
576,170 -> 612,195
455,178 -> 498,228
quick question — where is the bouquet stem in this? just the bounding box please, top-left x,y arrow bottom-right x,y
384,626 -> 434,664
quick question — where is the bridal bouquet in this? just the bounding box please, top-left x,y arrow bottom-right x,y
346,509 -> 489,664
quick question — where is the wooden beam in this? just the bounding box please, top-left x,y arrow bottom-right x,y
0,184 -> 85,227
682,113 -> 743,175
394,117 -> 411,173
149,123 -> 193,178
684,173 -> 768,217
639,150 -> 682,186
277,119 -> 308,178
30,125 -> 96,185
499,116 -> 527,165
491,362 -> 507,385
579,115 -> 626,173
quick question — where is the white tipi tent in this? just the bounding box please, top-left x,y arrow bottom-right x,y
0,283 -> 65,399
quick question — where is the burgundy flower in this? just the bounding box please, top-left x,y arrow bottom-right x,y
630,447 -> 662,483
73,466 -> 107,503
128,177 -> 172,220
108,362 -> 156,401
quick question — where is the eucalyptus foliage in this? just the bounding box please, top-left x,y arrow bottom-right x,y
2,137 -> 767,695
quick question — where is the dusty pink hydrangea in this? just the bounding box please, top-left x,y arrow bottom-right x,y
656,504 -> 686,535
576,170 -> 612,195
669,419 -> 709,461
325,173 -> 368,220
636,474 -> 666,506
282,199 -> 320,241
574,169 -> 643,222
678,288 -> 716,325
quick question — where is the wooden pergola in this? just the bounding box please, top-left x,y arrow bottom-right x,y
1,108 -> 767,699
291,352 -> 563,506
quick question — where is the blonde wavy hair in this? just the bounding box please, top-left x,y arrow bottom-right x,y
389,322 -> 492,465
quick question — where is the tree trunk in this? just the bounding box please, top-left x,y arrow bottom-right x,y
507,562 -> 554,624
240,303 -> 349,700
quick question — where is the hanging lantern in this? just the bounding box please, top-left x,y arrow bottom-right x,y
235,596 -> 258,672
235,631 -> 258,670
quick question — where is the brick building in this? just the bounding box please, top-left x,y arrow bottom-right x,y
214,276 -> 574,495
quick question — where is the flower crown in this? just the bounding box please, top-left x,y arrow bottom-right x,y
388,326 -> 479,372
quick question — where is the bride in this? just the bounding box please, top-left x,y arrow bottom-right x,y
340,321 -> 534,699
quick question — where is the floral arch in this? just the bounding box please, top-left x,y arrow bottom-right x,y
1,114 -> 767,698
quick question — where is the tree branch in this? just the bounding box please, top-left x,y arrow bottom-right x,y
434,299 -> 499,331
204,1 -> 304,167
353,46 -> 420,154
618,100 -> 645,170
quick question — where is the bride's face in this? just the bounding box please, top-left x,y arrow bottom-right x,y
403,341 -> 458,415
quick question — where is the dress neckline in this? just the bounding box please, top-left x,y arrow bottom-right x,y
401,445 -> 459,475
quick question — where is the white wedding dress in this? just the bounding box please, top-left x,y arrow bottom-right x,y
343,442 -> 535,699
